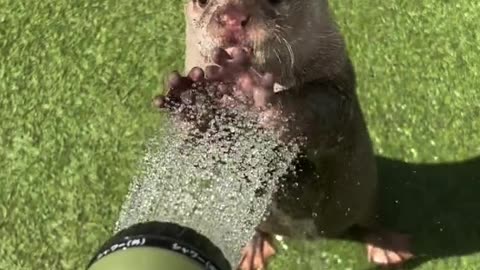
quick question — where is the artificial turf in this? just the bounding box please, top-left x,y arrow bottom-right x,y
1,0 -> 480,269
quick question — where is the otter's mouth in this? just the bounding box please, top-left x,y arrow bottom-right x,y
209,31 -> 269,69
222,33 -> 243,46
216,42 -> 253,63
217,32 -> 253,51
222,46 -> 253,57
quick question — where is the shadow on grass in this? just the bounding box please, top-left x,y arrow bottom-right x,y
375,155 -> 480,269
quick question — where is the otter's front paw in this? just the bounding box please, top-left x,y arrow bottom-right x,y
153,67 -> 234,130
153,67 -> 208,110
205,47 -> 276,110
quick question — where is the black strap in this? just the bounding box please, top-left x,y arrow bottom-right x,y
87,234 -> 222,270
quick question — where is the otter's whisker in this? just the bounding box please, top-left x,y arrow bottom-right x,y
280,36 -> 295,70
273,48 -> 282,67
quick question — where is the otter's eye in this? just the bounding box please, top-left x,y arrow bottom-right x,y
268,0 -> 283,5
195,0 -> 208,8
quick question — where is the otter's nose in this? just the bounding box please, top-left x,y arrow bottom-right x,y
215,7 -> 250,31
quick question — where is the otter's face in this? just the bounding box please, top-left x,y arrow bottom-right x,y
186,0 -> 322,71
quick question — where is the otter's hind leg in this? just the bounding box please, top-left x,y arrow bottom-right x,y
238,230 -> 276,270
317,126 -> 414,266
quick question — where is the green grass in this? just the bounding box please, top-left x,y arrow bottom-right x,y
1,0 -> 479,269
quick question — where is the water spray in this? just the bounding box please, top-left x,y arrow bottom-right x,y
86,102 -> 300,269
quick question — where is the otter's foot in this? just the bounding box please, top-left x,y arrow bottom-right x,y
238,231 -> 276,270
364,230 -> 414,267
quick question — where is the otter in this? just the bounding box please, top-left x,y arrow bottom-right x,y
157,0 -> 414,269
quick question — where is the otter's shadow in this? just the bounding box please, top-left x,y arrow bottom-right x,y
375,155 -> 480,269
